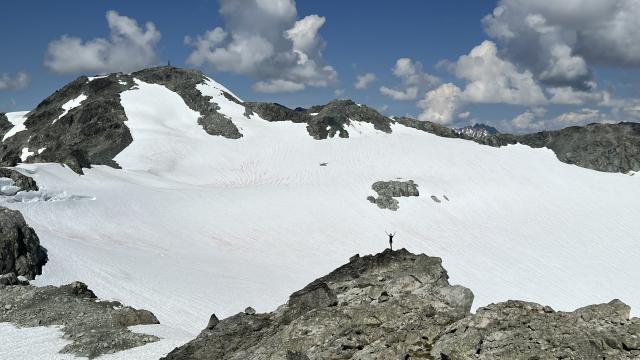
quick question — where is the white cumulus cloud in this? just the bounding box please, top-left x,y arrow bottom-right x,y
45,11 -> 161,74
417,83 -> 464,124
380,58 -> 440,101
186,0 -> 337,93
354,73 -> 376,90
483,0 -> 640,89
0,72 -> 30,91
455,41 -> 547,106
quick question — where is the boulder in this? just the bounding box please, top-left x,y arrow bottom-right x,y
0,207 -> 47,279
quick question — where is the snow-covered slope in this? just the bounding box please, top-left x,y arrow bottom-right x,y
2,75 -> 640,358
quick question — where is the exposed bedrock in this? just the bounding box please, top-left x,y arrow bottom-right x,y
0,207 -> 47,279
163,249 -> 473,359
0,281 -> 160,358
164,248 -> 640,360
132,66 -> 242,139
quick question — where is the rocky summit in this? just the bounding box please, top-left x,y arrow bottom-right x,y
163,249 -> 640,360
163,249 -> 473,360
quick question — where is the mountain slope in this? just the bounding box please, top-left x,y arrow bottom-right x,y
0,67 -> 639,358
2,66 -> 640,174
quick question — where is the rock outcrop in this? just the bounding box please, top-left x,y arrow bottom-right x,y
0,113 -> 12,140
164,249 -> 640,359
245,100 -> 392,140
368,180 -> 420,211
0,168 -> 38,192
0,207 -> 47,279
477,122 -> 640,173
0,281 -> 160,358
132,67 -> 242,139
433,299 -> 640,359
163,249 -> 473,359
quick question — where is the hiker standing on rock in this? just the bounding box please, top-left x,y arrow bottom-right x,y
386,231 -> 396,250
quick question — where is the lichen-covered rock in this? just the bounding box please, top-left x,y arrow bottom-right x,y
0,207 -> 47,279
369,180 -> 419,211
432,299 -> 640,359
0,281 -> 160,358
163,249 -> 473,360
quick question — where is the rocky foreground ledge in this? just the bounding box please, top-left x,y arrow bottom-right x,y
164,249 -> 640,360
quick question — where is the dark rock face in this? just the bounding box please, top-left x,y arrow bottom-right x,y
0,66 -> 242,174
368,180 -> 420,211
0,207 -> 47,279
433,299 -> 640,359
163,249 -> 474,360
245,100 -> 392,139
0,281 -> 160,358
478,122 -> 640,173
0,168 -> 38,192
0,74 -> 134,173
132,67 -> 242,139
0,113 -> 12,140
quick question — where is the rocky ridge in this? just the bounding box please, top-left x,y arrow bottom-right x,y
164,249 -> 640,360
0,66 -> 638,174
244,99 -> 392,140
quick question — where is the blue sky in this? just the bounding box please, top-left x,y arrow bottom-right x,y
1,0 -> 639,132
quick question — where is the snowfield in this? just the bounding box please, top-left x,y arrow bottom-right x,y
2,78 -> 640,358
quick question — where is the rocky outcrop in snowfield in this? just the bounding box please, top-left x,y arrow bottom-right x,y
0,281 -> 160,358
164,249 -> 640,360
367,180 -> 420,211
0,168 -> 38,192
245,99 -> 392,139
0,207 -> 47,279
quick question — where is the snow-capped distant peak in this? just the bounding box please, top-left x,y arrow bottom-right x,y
455,123 -> 499,139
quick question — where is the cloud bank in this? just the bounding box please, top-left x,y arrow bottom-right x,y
186,0 -> 337,93
45,11 -> 161,74
0,72 -> 30,91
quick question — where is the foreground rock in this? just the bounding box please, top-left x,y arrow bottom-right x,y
0,207 -> 47,279
165,248 -> 640,359
433,299 -> 640,359
0,281 -> 160,358
163,249 -> 473,359
0,168 -> 38,193
367,180 -> 420,211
